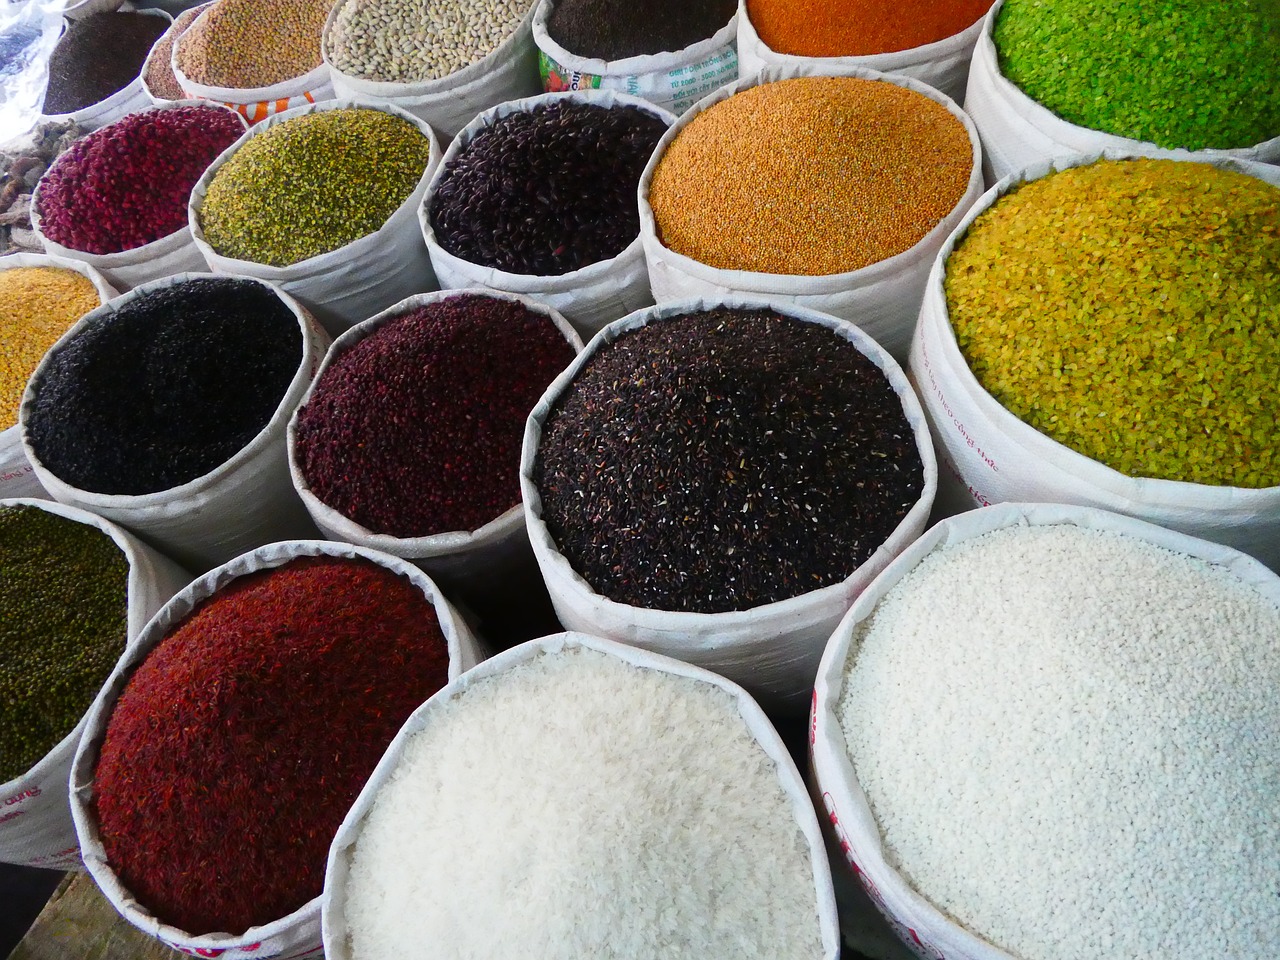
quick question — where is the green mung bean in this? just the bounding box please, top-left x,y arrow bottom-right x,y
0,505 -> 129,783
945,157 -> 1280,488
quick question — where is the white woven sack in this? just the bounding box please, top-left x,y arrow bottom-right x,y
288,289 -> 582,595
638,63 -> 984,362
521,296 -> 937,713
0,497 -> 189,871
421,90 -> 674,339
21,272 -> 331,572
811,501 -> 1280,960
30,101 -> 246,291
909,151 -> 1280,572
531,0 -> 738,115
736,0 -> 982,104
190,98 -> 441,337
322,630 -> 840,960
965,0 -> 1280,184
41,10 -> 171,130
69,538 -> 485,960
140,4 -> 211,105
0,252 -> 116,500
323,0 -> 540,140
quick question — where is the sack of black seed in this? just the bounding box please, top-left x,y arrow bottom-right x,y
421,90 -> 674,339
521,297 -> 937,713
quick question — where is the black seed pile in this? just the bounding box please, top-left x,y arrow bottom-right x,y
26,277 -> 303,496
429,100 -> 668,276
43,12 -> 169,115
534,309 -> 924,613
546,0 -> 737,59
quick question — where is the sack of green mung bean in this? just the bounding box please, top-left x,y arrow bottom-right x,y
521,296 -> 936,714
189,99 -> 441,337
531,0 -> 739,116
322,0 -> 541,141
0,497 -> 189,871
910,151 -> 1280,573
638,64 -> 984,361
964,0 -> 1280,184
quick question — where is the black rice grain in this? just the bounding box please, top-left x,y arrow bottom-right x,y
43,13 -> 169,115
428,100 -> 668,276
546,0 -> 736,60
534,308 -> 924,613
26,277 -> 303,496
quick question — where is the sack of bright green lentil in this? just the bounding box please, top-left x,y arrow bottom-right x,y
964,0 -> 1280,184
0,497 -> 189,871
910,151 -> 1280,573
532,0 -> 738,115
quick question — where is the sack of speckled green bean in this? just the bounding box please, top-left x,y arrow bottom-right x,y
965,0 -> 1280,184
421,91 -> 674,338
909,153 -> 1280,571
638,66 -> 984,361
0,497 -> 188,871
322,0 -> 541,140
190,99 -> 441,337
521,297 -> 937,714
531,0 -> 739,115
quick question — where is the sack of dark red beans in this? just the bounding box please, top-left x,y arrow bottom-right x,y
420,90 -> 675,339
521,297 -> 937,713
69,539 -> 484,960
19,273 -> 331,572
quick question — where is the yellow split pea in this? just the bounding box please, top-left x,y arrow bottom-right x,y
648,76 -> 973,276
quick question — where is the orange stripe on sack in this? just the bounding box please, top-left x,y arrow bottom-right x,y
275,98 -> 290,114
249,102 -> 268,123
304,91 -> 316,104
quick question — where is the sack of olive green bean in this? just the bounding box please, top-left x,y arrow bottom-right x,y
0,497 -> 189,870
910,151 -> 1280,572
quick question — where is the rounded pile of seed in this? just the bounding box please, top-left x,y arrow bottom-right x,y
747,0 -> 993,57
37,106 -> 244,255
199,108 -> 432,266
176,0 -> 335,88
42,12 -> 169,115
994,0 -> 1280,151
649,77 -> 972,275
93,555 -> 452,936
838,523 -> 1280,960
25,277 -> 302,496
430,100 -> 668,276
535,309 -> 923,613
143,5 -> 208,101
0,266 -> 100,430
945,158 -> 1280,488
0,505 -> 128,785
326,0 -> 529,83
295,294 -> 576,538
547,0 -> 736,60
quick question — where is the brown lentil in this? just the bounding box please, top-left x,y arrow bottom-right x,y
0,266 -> 100,430
143,5 -> 209,101
648,77 -> 973,276
945,158 -> 1280,489
176,0 -> 335,88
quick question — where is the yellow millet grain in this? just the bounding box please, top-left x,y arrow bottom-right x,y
177,0 -> 335,88
648,76 -> 973,276
0,267 -> 100,430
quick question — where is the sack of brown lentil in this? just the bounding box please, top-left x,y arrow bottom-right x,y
638,65 -> 984,361
531,0 -> 739,116
910,152 -> 1280,572
737,0 -> 989,105
522,296 -> 936,713
811,501 -> 1280,960
140,4 -> 211,105
421,90 -> 674,338
322,0 -> 540,140
189,99 -> 441,337
0,497 -> 189,871
21,272 -> 331,572
965,0 -> 1280,184
69,538 -> 484,960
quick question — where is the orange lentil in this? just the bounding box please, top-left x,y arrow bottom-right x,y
746,0 -> 995,57
648,76 -> 973,276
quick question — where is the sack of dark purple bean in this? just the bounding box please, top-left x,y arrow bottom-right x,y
521,297 -> 937,712
420,91 -> 673,339
20,273 -> 331,572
